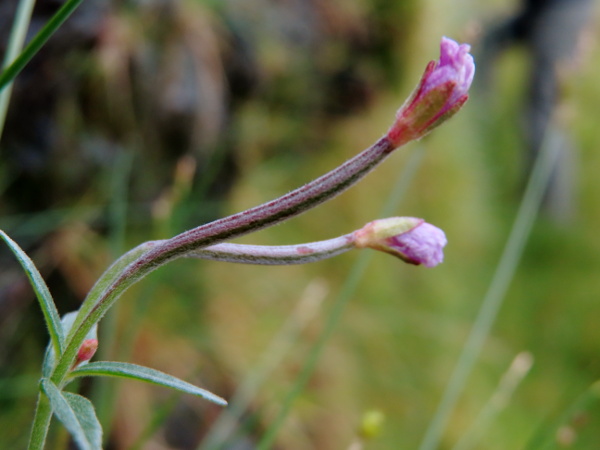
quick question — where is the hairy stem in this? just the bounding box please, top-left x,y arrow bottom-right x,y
53,135 -> 396,383
185,234 -> 355,265
28,392 -> 52,450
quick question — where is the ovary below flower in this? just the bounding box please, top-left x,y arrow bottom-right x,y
354,217 -> 447,268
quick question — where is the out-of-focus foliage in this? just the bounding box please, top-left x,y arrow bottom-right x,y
2,0 -> 600,448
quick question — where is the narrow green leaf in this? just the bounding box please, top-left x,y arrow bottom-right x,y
0,0 -> 83,91
40,379 -> 102,450
70,361 -> 227,406
0,230 -> 64,354
0,0 -> 36,138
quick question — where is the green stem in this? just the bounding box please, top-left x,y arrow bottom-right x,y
28,391 -> 53,450
0,0 -> 84,91
418,131 -> 561,450
0,0 -> 37,139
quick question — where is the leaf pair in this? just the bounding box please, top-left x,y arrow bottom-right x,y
42,362 -> 227,450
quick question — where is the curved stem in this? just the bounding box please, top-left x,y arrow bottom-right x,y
52,135 -> 398,383
185,234 -> 355,265
117,135 -> 394,273
257,145 -> 425,449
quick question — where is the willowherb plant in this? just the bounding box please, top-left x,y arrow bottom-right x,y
0,37 -> 474,449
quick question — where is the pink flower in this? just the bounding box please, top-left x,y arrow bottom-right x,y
354,217 -> 447,268
387,37 -> 475,146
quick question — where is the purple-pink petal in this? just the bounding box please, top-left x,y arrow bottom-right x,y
388,222 -> 447,268
424,37 -> 475,103
386,36 -> 474,146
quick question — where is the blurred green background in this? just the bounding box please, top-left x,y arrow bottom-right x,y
2,0 -> 600,448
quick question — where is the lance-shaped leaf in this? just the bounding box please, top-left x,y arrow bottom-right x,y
70,361 -> 227,406
0,230 -> 64,354
40,378 -> 102,450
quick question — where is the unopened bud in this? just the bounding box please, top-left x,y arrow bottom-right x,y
73,339 -> 98,368
354,217 -> 447,268
387,37 -> 474,146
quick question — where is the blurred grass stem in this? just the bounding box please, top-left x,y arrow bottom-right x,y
419,130 -> 561,450
452,352 -> 533,450
525,380 -> 600,449
200,280 -> 328,449
0,0 -> 36,140
0,0 -> 83,92
257,146 -> 425,449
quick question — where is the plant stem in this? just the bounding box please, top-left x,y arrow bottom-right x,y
257,146 -> 424,449
54,135 -> 397,383
123,135 -> 394,270
28,392 -> 53,450
185,234 -> 355,265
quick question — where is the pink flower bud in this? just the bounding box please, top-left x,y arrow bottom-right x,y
74,339 -> 98,368
387,37 -> 475,146
354,217 -> 447,268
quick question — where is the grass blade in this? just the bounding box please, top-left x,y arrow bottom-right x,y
0,0 -> 84,91
0,0 -> 36,139
525,380 -> 600,450
70,361 -> 227,406
418,129 -> 561,450
452,352 -> 534,450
